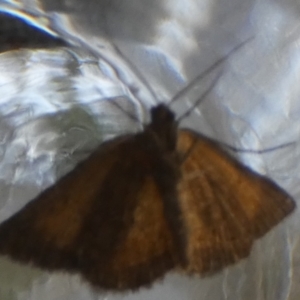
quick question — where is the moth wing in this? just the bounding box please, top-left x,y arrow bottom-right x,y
0,134 -> 176,290
0,136 -> 132,271
177,129 -> 295,275
76,140 -> 176,290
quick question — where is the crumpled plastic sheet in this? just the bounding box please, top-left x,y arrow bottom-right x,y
0,0 -> 300,299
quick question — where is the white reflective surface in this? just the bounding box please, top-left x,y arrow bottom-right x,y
0,0 -> 300,299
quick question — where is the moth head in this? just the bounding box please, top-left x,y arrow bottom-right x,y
147,104 -> 178,153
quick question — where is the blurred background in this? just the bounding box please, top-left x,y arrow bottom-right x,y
0,0 -> 299,299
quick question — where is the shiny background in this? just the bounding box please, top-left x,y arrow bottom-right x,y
0,0 -> 299,299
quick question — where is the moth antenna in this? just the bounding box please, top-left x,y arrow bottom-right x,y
221,140 -> 296,154
108,99 -> 145,126
179,137 -> 295,169
179,125 -> 295,166
176,71 -> 223,123
109,37 -> 254,133
111,42 -> 160,103
111,36 -> 253,109
169,36 -> 254,106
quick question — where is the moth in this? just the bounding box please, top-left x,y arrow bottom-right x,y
0,103 -> 295,290
0,41 -> 295,291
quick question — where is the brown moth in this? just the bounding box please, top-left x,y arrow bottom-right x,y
0,38 -> 295,291
0,103 -> 295,290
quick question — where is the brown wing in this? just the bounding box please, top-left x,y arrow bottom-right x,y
77,174 -> 176,290
176,129 -> 295,275
0,134 -> 176,290
75,137 -> 177,290
0,135 -> 131,270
